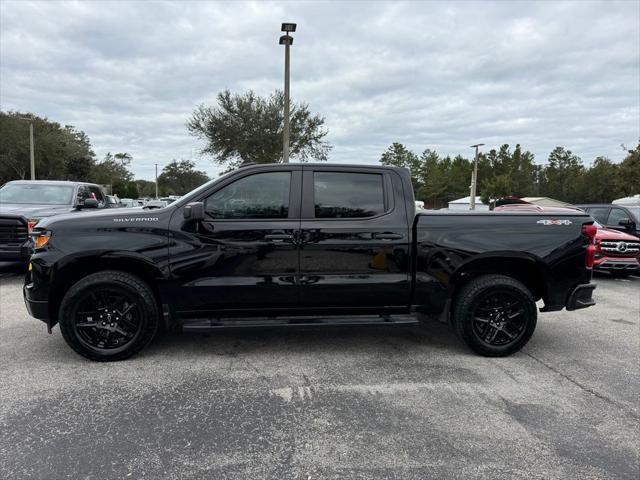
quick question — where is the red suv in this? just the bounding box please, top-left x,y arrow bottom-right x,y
494,204 -> 639,277
591,221 -> 640,277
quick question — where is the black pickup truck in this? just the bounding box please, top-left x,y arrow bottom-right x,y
0,180 -> 108,261
24,163 -> 597,361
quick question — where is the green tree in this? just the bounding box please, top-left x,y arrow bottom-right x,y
90,152 -> 134,193
417,149 -> 449,207
480,174 -> 516,205
447,155 -> 473,200
123,182 -> 139,199
540,147 -> 584,203
135,180 -> 156,198
617,143 -> 640,196
481,144 -> 535,199
158,159 -> 209,196
0,111 -> 95,184
379,143 -> 422,191
187,90 -> 331,168
578,157 -> 621,203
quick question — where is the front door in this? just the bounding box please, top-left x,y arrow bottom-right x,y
168,167 -> 302,317
298,167 -> 411,311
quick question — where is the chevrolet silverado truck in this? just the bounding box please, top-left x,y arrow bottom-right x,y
24,163 -> 597,361
0,180 -> 108,262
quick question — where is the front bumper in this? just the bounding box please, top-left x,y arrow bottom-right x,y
594,258 -> 639,272
0,242 -> 30,262
24,281 -> 49,321
566,283 -> 596,311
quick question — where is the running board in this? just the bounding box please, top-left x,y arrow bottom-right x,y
181,314 -> 418,331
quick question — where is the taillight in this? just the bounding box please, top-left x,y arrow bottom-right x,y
582,224 -> 597,242
27,218 -> 38,232
582,223 -> 597,269
585,244 -> 595,269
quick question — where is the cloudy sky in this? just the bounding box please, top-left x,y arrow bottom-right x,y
1,0 -> 638,180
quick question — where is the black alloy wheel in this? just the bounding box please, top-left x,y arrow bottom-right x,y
470,290 -> 528,347
71,287 -> 143,351
59,271 -> 159,361
452,274 -> 537,357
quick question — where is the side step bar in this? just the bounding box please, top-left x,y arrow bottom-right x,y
181,314 -> 419,331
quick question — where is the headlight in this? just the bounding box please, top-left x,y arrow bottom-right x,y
30,229 -> 52,250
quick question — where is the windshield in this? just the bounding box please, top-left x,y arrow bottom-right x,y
0,183 -> 75,205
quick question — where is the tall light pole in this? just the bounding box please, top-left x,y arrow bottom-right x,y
18,116 -> 36,180
155,163 -> 159,199
469,143 -> 484,210
279,22 -> 296,163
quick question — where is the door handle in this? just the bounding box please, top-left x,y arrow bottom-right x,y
373,233 -> 404,240
264,233 -> 294,242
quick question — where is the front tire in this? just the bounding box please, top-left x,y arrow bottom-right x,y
452,274 -> 537,357
59,271 -> 159,361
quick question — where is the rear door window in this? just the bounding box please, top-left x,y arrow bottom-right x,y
313,172 -> 386,218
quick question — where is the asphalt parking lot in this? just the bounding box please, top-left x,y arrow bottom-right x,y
0,264 -> 638,480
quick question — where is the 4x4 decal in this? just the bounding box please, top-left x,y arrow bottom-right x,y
536,219 -> 573,225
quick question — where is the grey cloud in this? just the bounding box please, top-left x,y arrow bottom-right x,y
1,0 -> 638,179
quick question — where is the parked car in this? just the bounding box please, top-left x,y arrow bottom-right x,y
25,163 -> 596,361
592,221 -> 640,277
143,200 -> 168,209
574,204 -> 640,239
118,198 -> 139,208
105,195 -> 122,208
0,180 -> 106,262
495,205 -> 639,276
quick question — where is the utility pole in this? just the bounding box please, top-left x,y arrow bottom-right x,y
155,163 -> 159,199
279,23 -> 296,163
28,121 -> 35,180
18,116 -> 36,179
469,143 -> 484,210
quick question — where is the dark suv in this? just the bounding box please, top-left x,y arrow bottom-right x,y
576,204 -> 640,239
0,180 -> 108,261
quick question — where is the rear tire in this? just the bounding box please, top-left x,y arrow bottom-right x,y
59,271 -> 159,361
452,274 -> 537,357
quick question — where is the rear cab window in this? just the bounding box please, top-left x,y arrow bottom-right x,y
313,172 -> 387,218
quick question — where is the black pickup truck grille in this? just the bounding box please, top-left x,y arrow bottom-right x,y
0,216 -> 29,245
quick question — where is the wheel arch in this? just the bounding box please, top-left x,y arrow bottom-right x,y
449,253 -> 548,303
49,253 -> 166,323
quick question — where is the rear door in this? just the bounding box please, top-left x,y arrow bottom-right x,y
298,166 -> 411,310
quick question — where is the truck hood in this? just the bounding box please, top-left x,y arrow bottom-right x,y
35,206 -> 151,228
0,203 -> 74,219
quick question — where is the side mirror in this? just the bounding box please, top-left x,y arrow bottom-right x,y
618,218 -> 634,229
183,202 -> 205,221
80,198 -> 99,209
